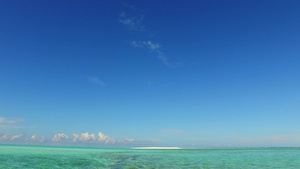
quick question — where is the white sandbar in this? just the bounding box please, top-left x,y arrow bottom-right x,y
132,147 -> 182,149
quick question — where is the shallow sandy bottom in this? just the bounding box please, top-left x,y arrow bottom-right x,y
1,146 -> 300,168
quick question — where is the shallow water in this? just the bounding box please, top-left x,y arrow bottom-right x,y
1,145 -> 300,168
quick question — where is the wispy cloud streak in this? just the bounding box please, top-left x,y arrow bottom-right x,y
0,117 -> 24,123
119,6 -> 172,66
131,40 -> 170,66
10,134 -> 24,140
119,12 -> 144,32
88,76 -> 106,87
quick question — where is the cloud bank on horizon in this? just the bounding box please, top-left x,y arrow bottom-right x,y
0,131 -> 134,146
0,116 -> 133,146
2,115 -> 300,147
3,130 -> 300,147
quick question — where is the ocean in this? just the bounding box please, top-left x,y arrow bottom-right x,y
1,145 -> 300,168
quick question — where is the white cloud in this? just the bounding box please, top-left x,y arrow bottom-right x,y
0,117 -> 24,123
10,134 -> 24,140
119,7 -> 172,66
157,50 -> 170,66
29,134 -> 45,143
72,134 -> 79,142
40,136 -> 45,143
119,12 -> 144,31
0,134 -> 11,140
118,138 -> 134,144
72,132 -> 96,143
88,76 -> 106,87
146,41 -> 161,50
0,131 -> 134,145
71,132 -> 117,144
98,132 -> 116,144
31,134 -> 39,141
52,133 -> 69,142
130,40 -> 170,66
131,40 -> 161,50
0,133 -> 23,141
71,132 -> 133,145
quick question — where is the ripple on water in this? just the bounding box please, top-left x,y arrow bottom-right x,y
1,146 -> 300,168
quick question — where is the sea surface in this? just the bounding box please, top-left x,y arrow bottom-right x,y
1,145 -> 300,168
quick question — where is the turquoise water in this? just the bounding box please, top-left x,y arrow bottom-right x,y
1,145 -> 300,168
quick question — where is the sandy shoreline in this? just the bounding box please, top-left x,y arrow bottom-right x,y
132,147 -> 182,149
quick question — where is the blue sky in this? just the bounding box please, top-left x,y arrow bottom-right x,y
1,0 -> 300,147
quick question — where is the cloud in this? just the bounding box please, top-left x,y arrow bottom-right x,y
119,12 -> 144,31
0,131 -> 134,146
131,40 -> 161,50
40,136 -> 45,142
156,50 -> 170,66
10,134 -> 24,140
52,133 -> 69,142
118,138 -> 135,144
147,41 -> 161,50
0,133 -> 23,141
98,132 -> 116,144
130,40 -> 170,66
31,134 -> 39,141
0,134 -> 11,140
71,132 -> 133,145
72,132 -> 96,143
71,132 -> 117,144
88,77 -> 106,87
119,6 -> 172,66
29,134 -> 45,143
0,117 -> 24,123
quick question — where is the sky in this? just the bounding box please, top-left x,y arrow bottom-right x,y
1,0 -> 300,147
